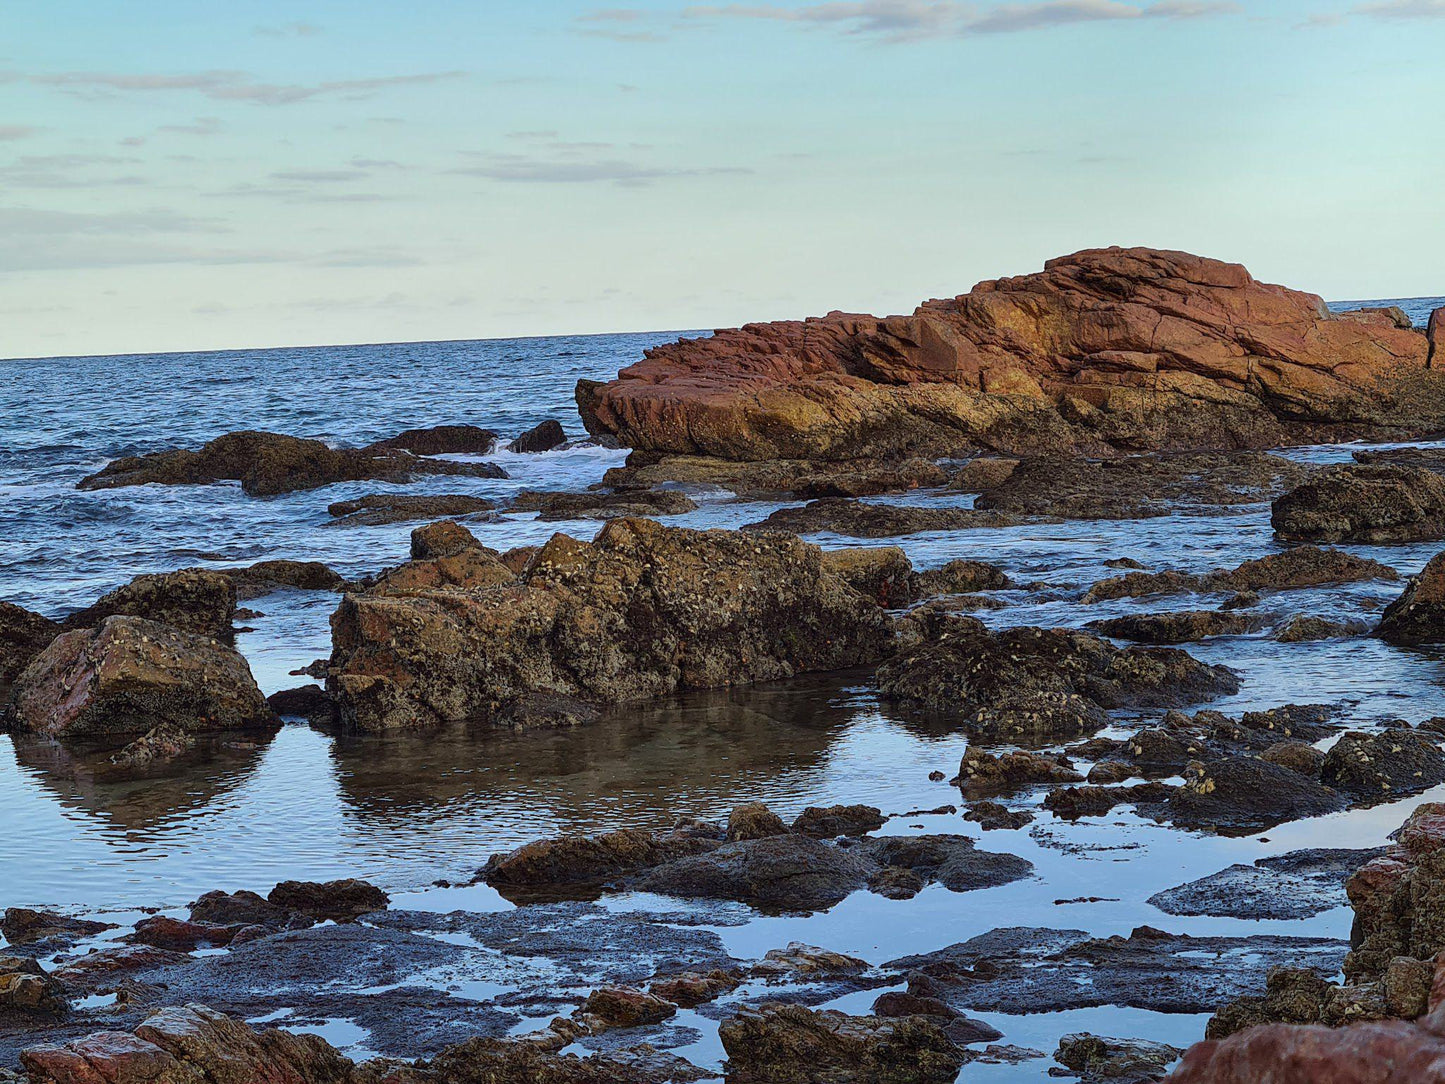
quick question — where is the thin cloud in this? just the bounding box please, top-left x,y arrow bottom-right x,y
673,0 -> 1237,39
451,152 -> 750,186
159,116 -> 223,136
1354,0 -> 1445,16
0,124 -> 40,140
255,22 -> 323,37
269,169 -> 370,182
18,69 -> 464,106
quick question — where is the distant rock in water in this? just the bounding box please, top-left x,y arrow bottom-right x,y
578,247 -> 1439,461
1082,545 -> 1397,603
512,418 -> 567,453
326,493 -> 497,527
507,488 -> 698,521
370,423 -> 498,455
78,429 -> 507,497
1272,463 -> 1445,543
328,517 -> 895,730
10,615 -> 275,747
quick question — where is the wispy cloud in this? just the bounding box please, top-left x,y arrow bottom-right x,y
269,168 -> 370,183
0,153 -> 149,189
255,22 -> 323,37
452,153 -> 750,185
159,116 -> 223,136
0,124 -> 40,140
14,69 -> 464,106
1353,0 -> 1445,16
585,0 -> 1239,41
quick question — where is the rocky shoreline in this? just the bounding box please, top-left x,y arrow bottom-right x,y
5,253 -> 1445,1082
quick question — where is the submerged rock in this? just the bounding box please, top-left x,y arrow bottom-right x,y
326,494 -> 496,527
744,499 -> 1030,538
952,748 -> 1082,798
78,429 -> 506,497
1083,545 -> 1397,602
578,247 -> 1437,462
1274,614 -> 1370,642
910,559 -> 1012,598
329,518 -> 895,731
508,489 -> 698,521
10,616 -> 274,746
512,418 -> 567,453
1376,551 -> 1445,645
0,909 -> 114,948
1272,463 -> 1445,543
61,569 -> 236,640
718,1003 -> 968,1083
1053,1032 -> 1184,1082
1148,847 -> 1388,920
877,617 -> 1238,743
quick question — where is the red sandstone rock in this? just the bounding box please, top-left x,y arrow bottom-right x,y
578,248 -> 1434,461
1167,1019 -> 1445,1082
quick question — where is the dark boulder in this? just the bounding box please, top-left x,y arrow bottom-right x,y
790,805 -> 886,838
61,569 -> 236,640
0,909 -> 114,948
222,559 -> 350,598
821,547 -> 915,607
512,419 -> 567,453
326,494 -> 496,528
0,602 -> 58,689
1376,551 -> 1445,645
910,559 -> 1011,598
1272,463 -> 1445,543
1165,756 -> 1348,833
267,879 -> 389,921
0,957 -> 67,1016
1320,730 -> 1445,802
507,488 -> 698,521
744,498 -> 1030,538
1083,545 -> 1397,603
1088,609 -> 1259,644
371,423 -> 498,455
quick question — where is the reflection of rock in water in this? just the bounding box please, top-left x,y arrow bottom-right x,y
6,729 -> 278,834
328,671 -> 866,832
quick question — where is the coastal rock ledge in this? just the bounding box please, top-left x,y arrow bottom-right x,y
577,247 -> 1441,460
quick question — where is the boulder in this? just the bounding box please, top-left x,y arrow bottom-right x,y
10,616 -> 274,746
364,547 -> 517,596
370,423 -> 498,455
512,419 -> 567,453
648,969 -> 743,1008
222,559 -> 350,598
1432,306 -> 1444,367
78,429 -> 506,496
507,488 -> 698,521
821,547 -> 915,607
1053,1032 -> 1183,1082
188,890 -> 301,930
267,878 -> 389,921
952,748 -> 1082,798
577,985 -> 677,1030
0,909 -> 114,947
1274,615 -> 1369,642
1088,610 -> 1259,644
127,915 -> 241,951
963,802 -> 1034,830
1320,731 -> 1445,802
328,518 -> 895,731
0,957 -> 68,1016
61,569 -> 236,639
790,805 -> 886,838
409,520 -> 485,560
578,248 -> 1436,462
0,601 -> 58,689
910,559 -> 1011,597
877,618 -> 1238,743
727,802 -> 790,842
1166,756 -> 1348,833
108,722 -> 198,767
1169,1019 -> 1445,1084
1377,552 -> 1445,645
326,494 -> 496,528
1272,464 -> 1445,543
1148,847 -> 1387,921
718,1004 -> 967,1083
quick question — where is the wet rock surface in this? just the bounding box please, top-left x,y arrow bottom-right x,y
974,452 -> 1310,521
1148,847 -> 1389,920
888,925 -> 1348,1015
9,616 -> 274,747
511,418 -> 567,453
371,424 -> 499,456
221,559 -> 351,598
0,604 -> 58,691
77,429 -> 507,496
1054,1032 -> 1183,1083
744,498 -> 1031,538
601,453 -> 950,500
1087,610 -> 1261,644
877,616 -> 1238,743
328,517 -> 894,730
1272,463 -> 1445,543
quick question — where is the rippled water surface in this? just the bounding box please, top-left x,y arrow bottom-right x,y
4,302 -> 1445,1078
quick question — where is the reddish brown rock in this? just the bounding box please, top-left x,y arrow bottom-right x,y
127,915 -> 240,951
61,569 -> 237,640
0,956 -> 68,1016
512,418 -> 567,453
327,495 -> 496,529
267,878 -> 389,921
1430,306 -> 1444,369
1168,1019 -> 1445,1083
820,546 -> 915,607
577,985 -> 677,1030
579,248 -> 1436,461
10,615 -> 275,746
1,908 -> 114,947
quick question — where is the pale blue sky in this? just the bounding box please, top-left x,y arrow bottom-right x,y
2,0 -> 1442,358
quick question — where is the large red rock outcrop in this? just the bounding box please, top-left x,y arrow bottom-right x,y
578,248 -> 1435,460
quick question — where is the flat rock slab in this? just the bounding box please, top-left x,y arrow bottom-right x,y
887,926 -> 1348,1015
1148,847 -> 1391,920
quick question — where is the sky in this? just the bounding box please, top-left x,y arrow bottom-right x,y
2,0 -> 1443,359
